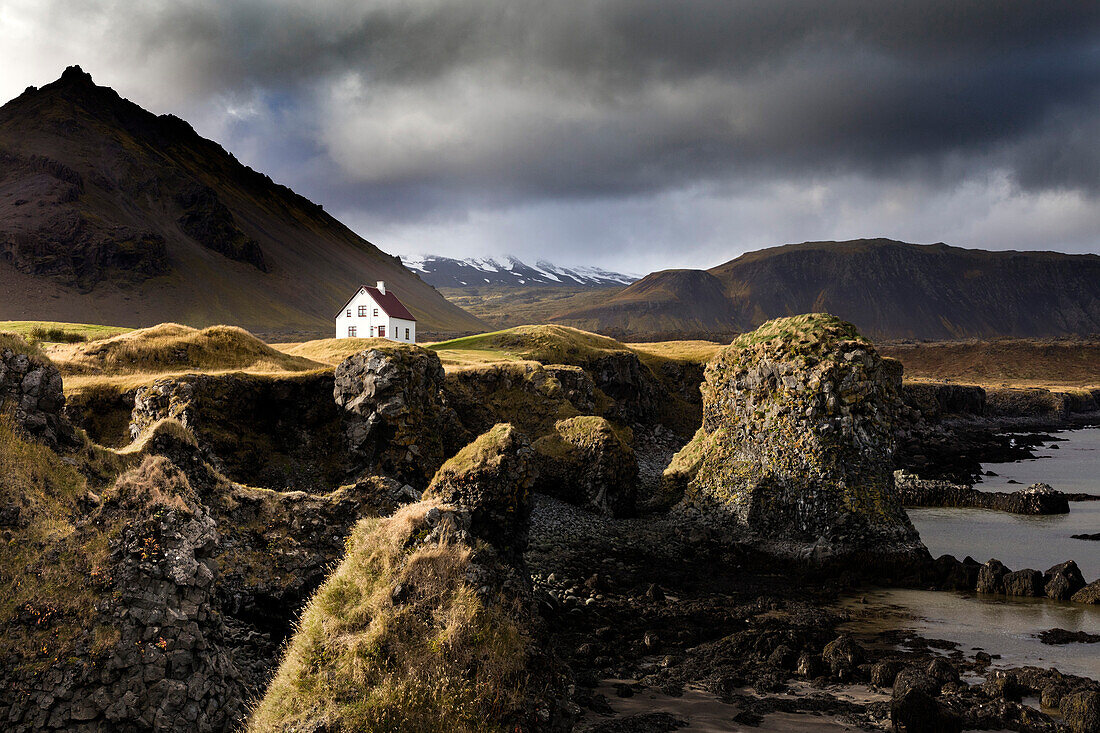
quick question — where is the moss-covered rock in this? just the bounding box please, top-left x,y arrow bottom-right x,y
335,344 -> 462,489
678,314 -> 925,566
531,416 -> 638,516
444,361 -> 591,439
249,499 -> 571,733
423,423 -> 535,561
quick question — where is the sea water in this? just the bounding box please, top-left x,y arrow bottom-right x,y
909,426 -> 1100,579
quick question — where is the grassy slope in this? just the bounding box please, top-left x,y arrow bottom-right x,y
437,285 -> 620,330
50,323 -> 326,394
0,320 -> 133,342
879,338 -> 1100,389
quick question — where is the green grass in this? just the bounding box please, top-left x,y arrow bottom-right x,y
0,320 -> 132,343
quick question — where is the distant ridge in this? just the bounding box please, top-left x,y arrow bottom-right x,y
552,239 -> 1100,340
401,254 -> 639,288
0,66 -> 485,338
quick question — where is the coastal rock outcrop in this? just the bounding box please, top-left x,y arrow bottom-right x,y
130,371 -> 344,490
1045,561 -> 1087,601
895,474 -> 1070,515
423,423 -> 536,562
531,416 -> 638,517
674,314 -> 926,567
0,342 -> 76,450
252,423 -> 571,732
0,456 -> 250,732
335,344 -> 460,488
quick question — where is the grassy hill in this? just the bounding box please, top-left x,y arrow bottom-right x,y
0,66 -> 484,339
551,239 -> 1100,340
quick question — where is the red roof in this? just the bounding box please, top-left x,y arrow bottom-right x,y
335,285 -> 416,321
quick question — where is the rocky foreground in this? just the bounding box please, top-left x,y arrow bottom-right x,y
1,317 -> 1099,732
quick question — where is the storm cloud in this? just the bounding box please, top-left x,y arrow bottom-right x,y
2,0 -> 1099,270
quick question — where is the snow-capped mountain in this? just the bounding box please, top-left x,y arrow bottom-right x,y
400,254 -> 640,288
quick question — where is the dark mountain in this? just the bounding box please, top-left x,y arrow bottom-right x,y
400,254 -> 639,288
553,239 -> 1100,339
0,66 -> 485,338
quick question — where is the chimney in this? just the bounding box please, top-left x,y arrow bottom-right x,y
376,280 -> 386,295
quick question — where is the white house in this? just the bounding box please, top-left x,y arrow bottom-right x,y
335,281 -> 417,343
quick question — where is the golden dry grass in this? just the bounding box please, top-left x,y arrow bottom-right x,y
880,338 -> 1100,389
272,336 -> 408,366
249,501 -> 528,733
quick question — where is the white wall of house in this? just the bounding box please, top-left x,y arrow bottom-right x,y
334,288 -> 417,343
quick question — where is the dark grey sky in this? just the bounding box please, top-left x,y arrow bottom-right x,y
3,1 -> 1100,271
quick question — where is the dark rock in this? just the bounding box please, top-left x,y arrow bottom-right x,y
0,346 -> 77,450
1044,560 -> 1087,600
895,474 -> 1070,515
1073,533 -> 1100,541
1003,568 -> 1044,597
983,670 -> 1024,701
795,651 -> 822,678
1072,580 -> 1100,605
925,658 -> 960,687
976,559 -> 1011,594
871,659 -> 906,688
1037,628 -> 1100,644
891,689 -> 961,733
335,345 -> 459,488
822,635 -> 865,680
893,667 -> 940,698
1061,691 -> 1100,733
1041,683 -> 1067,709
645,583 -> 666,602
423,423 -> 535,562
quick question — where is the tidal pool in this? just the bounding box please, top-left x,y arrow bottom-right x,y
842,588 -> 1100,680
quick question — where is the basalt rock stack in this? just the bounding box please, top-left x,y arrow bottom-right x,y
675,314 -> 927,569
334,344 -> 463,488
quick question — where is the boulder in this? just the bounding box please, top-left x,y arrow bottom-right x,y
933,554 -> 980,591
871,659 -> 906,688
1072,580 -> 1100,605
1061,691 -> 1100,733
423,423 -> 535,561
976,559 -> 1011,594
1045,561 -> 1087,601
531,416 -> 638,516
335,345 -> 458,488
0,344 -> 76,450
678,314 -> 925,566
894,667 -> 941,698
821,635 -> 864,680
1009,483 -> 1070,514
926,658 -> 960,688
1003,568 -> 1044,597
891,689 -> 961,733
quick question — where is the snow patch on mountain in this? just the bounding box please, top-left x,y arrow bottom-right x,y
399,254 -> 640,288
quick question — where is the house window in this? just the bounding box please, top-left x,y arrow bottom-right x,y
373,308 -> 379,317
358,305 -> 367,317
346,309 -> 351,317
378,325 -> 386,338
348,326 -> 357,337
405,328 -> 410,340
